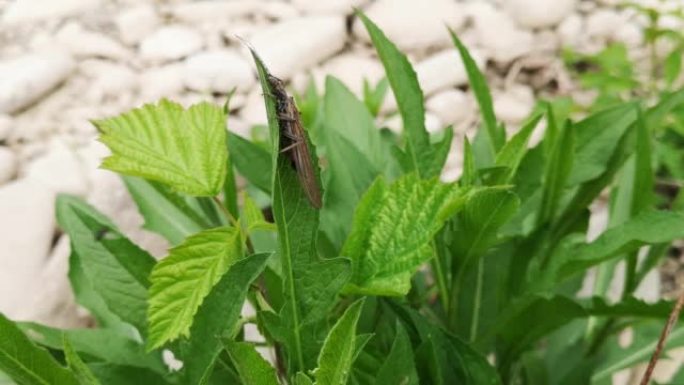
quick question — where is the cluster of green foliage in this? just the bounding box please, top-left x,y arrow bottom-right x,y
2,11 -> 684,385
564,1 -> 684,184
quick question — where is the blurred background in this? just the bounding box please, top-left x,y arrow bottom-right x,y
0,0 -> 683,383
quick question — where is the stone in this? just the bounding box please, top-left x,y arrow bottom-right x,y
9,236 -> 87,328
416,49 -> 486,97
586,10 -> 625,41
166,1 -> 256,23
139,64 -> 185,100
140,25 -> 204,63
353,0 -> 465,51
0,114 -> 12,142
183,50 -> 254,93
248,16 -> 346,79
466,2 -> 535,63
0,50 -> 75,114
505,0 -> 577,29
291,0 -> 366,14
426,89 -> 472,126
115,4 -> 161,46
25,139 -> 88,196
0,147 -> 17,185
1,0 -> 101,24
302,53 -> 385,97
0,179 -> 56,318
557,13 -> 585,48
240,89 -> 268,126
79,61 -> 138,102
425,112 -> 443,134
494,86 -> 535,125
56,22 -> 131,60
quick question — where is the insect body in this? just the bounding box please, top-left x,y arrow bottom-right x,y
266,75 -> 322,209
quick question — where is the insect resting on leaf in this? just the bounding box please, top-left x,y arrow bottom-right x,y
266,74 -> 323,209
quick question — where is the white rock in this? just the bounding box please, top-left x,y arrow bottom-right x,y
166,1 -> 256,23
248,16 -> 346,79
0,50 -> 75,114
0,179 -> 56,317
615,22 -> 643,48
0,115 -> 12,141
505,0 -> 577,29
140,25 -> 204,63
426,90 -> 472,126
240,89 -> 268,126
25,139 -> 88,196
0,147 -> 17,185
292,0 -> 366,14
425,112 -> 443,134
493,86 -> 535,125
56,23 -> 130,60
115,4 -> 160,46
183,50 -> 254,93
416,49 -> 486,96
353,0 -> 464,51
9,236 -> 86,328
557,13 -> 584,48
139,64 -> 185,100
1,0 -> 101,24
586,10 -> 625,41
466,2 -> 535,62
80,61 -> 138,102
304,53 -> 385,97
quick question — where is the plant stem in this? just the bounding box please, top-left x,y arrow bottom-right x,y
212,196 -> 255,254
639,288 -> 684,385
431,240 -> 450,313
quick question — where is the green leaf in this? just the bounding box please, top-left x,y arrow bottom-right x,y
147,227 -> 243,350
356,12 -> 435,178
0,313 -> 78,385
552,210 -> 684,283
343,174 -> 467,296
122,176 -> 207,245
538,121 -> 574,225
62,336 -> 101,385
182,253 -> 270,385
244,43 -> 350,372
646,88 -> 684,128
94,99 -> 227,196
87,364 -> 171,385
319,77 -> 385,248
56,195 -> 154,335
461,137 -> 476,187
664,49 -> 682,86
313,299 -> 365,385
223,341 -> 279,385
295,372 -> 314,385
227,132 -> 272,194
493,114 -> 543,184
450,30 -> 503,155
375,324 -> 418,385
18,324 -> 163,373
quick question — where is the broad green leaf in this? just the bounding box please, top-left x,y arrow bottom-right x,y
245,43 -> 350,372
554,210 -> 684,281
375,324 -> 418,385
94,99 -> 227,196
450,188 -> 520,337
569,103 -> 637,185
450,29 -> 503,155
227,132 -> 272,194
123,176 -> 208,245
223,341 -> 278,385
181,253 -> 270,385
646,88 -> 684,128
87,364 -> 171,385
493,114 -> 543,184
0,313 -> 78,385
357,12 -> 435,178
319,77 -> 385,248
664,48 -> 682,86
56,195 -> 154,335
62,336 -> 101,385
295,373 -> 314,385
313,299 -> 365,385
18,323 -> 163,372
342,174 -> 467,296
538,121 -> 574,225
147,227 -> 243,350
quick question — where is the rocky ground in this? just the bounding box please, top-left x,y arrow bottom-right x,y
0,0 -> 681,383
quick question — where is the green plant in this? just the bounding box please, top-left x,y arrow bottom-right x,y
2,12 -> 684,385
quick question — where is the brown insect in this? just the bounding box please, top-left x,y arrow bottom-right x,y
266,74 -> 322,209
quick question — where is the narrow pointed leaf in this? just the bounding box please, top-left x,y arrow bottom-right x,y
223,341 -> 279,385
0,314 -> 79,385
62,336 -> 101,385
94,99 -> 227,196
